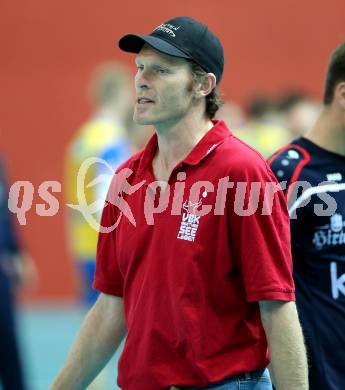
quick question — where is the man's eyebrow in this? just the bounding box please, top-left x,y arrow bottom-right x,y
135,53 -> 183,67
134,58 -> 173,68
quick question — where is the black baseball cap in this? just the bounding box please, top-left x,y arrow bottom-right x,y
118,16 -> 224,84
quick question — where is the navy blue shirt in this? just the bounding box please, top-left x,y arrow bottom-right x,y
0,160 -> 19,256
270,138 -> 345,390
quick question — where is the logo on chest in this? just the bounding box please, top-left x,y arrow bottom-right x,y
177,194 -> 207,242
312,213 -> 345,250
326,172 -> 342,182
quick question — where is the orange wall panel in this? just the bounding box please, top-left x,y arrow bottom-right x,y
1,0 -> 344,301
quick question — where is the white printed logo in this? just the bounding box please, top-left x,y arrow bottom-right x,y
312,213 -> 345,250
330,262 -> 345,299
154,23 -> 180,37
326,172 -> 342,182
205,144 -> 217,156
177,194 -> 207,242
287,150 -> 299,159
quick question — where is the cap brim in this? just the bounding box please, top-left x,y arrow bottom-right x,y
118,34 -> 191,59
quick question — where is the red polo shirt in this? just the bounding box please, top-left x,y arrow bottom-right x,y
94,120 -> 294,390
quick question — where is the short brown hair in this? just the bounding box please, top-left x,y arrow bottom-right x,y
189,61 -> 223,119
323,41 -> 345,105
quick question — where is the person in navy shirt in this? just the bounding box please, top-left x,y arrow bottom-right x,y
0,157 -> 26,390
269,41 -> 345,390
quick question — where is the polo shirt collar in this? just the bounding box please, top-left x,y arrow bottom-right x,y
137,120 -> 232,176
183,120 -> 232,165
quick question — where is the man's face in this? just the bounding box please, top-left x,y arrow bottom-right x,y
134,45 -> 195,129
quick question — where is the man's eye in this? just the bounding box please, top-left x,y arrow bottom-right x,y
157,68 -> 168,74
136,65 -> 144,71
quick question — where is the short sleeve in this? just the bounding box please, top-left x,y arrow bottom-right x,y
93,200 -> 124,297
227,158 -> 295,302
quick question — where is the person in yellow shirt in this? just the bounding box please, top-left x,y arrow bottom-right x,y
229,96 -> 293,159
65,63 -> 133,306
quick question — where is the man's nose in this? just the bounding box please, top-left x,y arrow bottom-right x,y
135,71 -> 150,90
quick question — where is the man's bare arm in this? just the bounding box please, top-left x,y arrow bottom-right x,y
259,300 -> 308,390
51,293 -> 126,390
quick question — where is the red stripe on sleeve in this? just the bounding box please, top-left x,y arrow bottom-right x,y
268,144 -> 311,202
285,145 -> 311,203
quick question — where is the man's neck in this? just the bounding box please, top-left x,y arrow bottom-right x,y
154,114 -> 214,172
304,107 -> 345,157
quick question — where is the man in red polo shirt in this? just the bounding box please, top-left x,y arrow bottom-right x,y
51,16 -> 308,390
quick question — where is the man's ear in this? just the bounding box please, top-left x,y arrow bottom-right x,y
195,73 -> 217,98
334,81 -> 345,110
